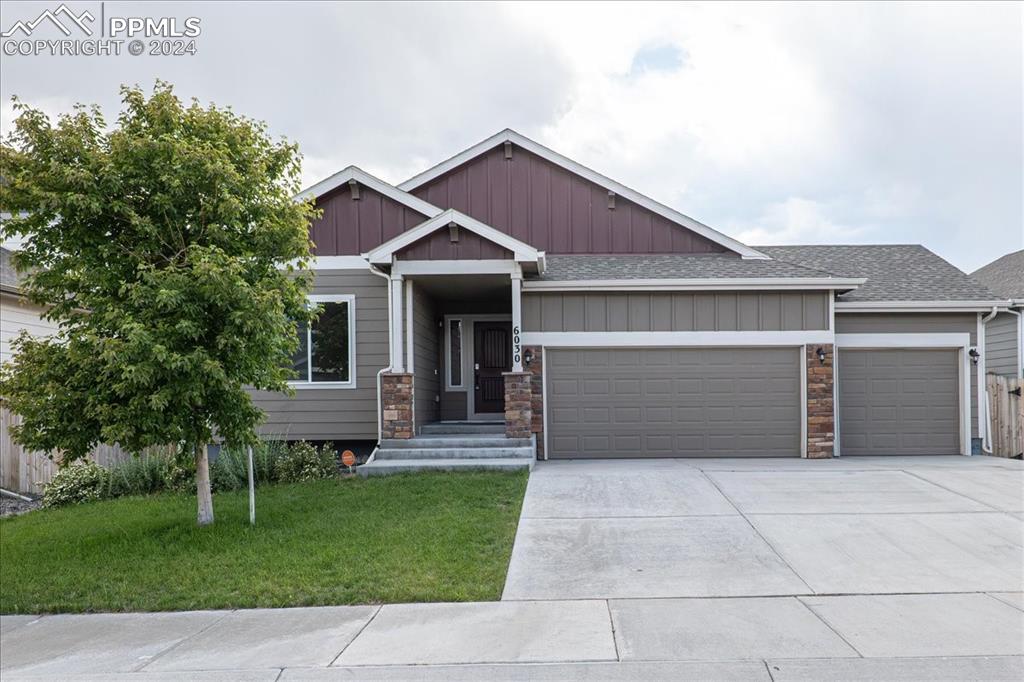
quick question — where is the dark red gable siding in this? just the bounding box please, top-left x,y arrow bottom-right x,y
410,145 -> 727,255
310,184 -> 428,256
396,228 -> 513,260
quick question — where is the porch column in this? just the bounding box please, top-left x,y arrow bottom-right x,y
390,273 -> 404,372
405,279 -> 415,374
511,272 -> 523,372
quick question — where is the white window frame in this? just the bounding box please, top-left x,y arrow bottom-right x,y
289,294 -> 357,390
445,316 -> 466,391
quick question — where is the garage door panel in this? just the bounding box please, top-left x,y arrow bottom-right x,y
547,347 -> 800,458
838,348 -> 959,456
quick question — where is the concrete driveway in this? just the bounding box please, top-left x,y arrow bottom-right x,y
503,456 -> 1024,600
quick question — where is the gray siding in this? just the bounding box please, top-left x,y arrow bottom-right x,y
411,285 -> 439,427
985,312 -> 1020,377
523,291 -> 829,332
251,269 -> 388,441
835,313 -> 979,438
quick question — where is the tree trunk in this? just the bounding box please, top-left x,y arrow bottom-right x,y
195,443 -> 214,526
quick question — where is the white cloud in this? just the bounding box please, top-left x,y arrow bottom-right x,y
1,1 -> 1020,271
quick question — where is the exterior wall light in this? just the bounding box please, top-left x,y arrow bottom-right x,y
816,347 -> 826,365
523,348 -> 534,366
969,348 -> 980,364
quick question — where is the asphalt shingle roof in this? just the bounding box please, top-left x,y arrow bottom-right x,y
530,254 -> 839,281
758,245 -> 998,302
528,245 -> 999,303
971,249 -> 1024,299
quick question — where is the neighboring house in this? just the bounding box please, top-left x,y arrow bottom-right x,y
971,250 -> 1023,379
0,246 -> 55,364
250,129 -> 1007,469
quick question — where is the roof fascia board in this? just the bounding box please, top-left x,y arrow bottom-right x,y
522,277 -> 866,292
364,209 -> 540,264
398,130 -> 770,261
835,300 -> 1012,313
295,166 -> 443,218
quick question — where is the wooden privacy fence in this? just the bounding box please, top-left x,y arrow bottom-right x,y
0,408 -> 135,494
986,374 -> 1024,458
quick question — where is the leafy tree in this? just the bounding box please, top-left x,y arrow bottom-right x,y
0,82 -> 317,525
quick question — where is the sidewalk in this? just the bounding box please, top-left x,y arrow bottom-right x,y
3,594 -> 1022,680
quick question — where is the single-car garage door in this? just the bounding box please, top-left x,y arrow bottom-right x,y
838,349 -> 960,455
546,347 -> 801,459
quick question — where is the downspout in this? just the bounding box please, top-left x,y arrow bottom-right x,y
980,306 -> 999,453
368,264 -> 393,454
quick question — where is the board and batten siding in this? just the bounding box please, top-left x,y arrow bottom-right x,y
522,291 -> 829,332
250,269 -> 388,441
985,312 -> 1021,377
835,312 -> 979,438
411,284 -> 440,427
1,292 -> 57,364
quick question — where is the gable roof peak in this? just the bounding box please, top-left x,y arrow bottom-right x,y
295,165 -> 443,219
398,129 -> 769,261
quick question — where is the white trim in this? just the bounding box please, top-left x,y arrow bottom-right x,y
541,346 -> 549,461
288,294 -> 357,389
405,279 -> 415,375
835,332 -> 972,456
304,256 -> 370,270
523,277 -> 865,292
833,345 -> 841,457
976,312 -> 985,448
835,300 -> 1011,313
398,129 -> 769,260
961,347 -> 971,455
365,209 -> 541,265
828,293 -> 835,332
800,344 -> 808,458
393,260 -> 522,276
521,331 -> 834,347
296,166 -> 443,218
834,333 -> 970,349
444,317 -> 466,391
511,275 -> 523,372
390,275 -> 405,372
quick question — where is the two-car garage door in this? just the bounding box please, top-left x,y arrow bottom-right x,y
546,347 -> 801,458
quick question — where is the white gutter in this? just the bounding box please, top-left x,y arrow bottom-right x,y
523,277 -> 866,292
368,263 -> 393,445
836,300 -> 1012,313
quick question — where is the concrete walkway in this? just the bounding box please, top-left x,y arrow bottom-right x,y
2,456 -> 1022,680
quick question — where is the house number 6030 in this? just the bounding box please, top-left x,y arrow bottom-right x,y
512,325 -> 521,364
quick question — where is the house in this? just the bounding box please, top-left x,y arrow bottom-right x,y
972,250 -> 1023,379
249,130 -> 1008,472
0,246 -> 55,365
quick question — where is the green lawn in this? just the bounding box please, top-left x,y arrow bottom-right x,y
0,472 -> 528,613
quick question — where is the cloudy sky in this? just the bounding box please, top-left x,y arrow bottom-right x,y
1,1 -> 1020,272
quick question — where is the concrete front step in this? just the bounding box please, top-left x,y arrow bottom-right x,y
420,421 -> 505,435
375,446 -> 535,461
358,457 -> 534,477
381,435 -> 532,449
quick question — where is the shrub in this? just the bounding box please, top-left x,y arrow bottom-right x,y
42,461 -> 109,508
274,441 -> 337,483
106,455 -> 170,498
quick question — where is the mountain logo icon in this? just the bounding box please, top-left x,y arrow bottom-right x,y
2,3 -> 95,38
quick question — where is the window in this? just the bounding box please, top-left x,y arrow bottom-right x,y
290,295 -> 355,388
446,318 -> 464,390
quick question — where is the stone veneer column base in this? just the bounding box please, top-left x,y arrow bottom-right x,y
524,346 -> 544,458
806,344 -> 835,458
503,372 -> 532,440
381,373 -> 413,440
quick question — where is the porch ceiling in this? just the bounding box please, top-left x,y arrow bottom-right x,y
411,274 -> 511,302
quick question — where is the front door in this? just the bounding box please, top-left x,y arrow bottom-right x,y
474,321 -> 512,414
